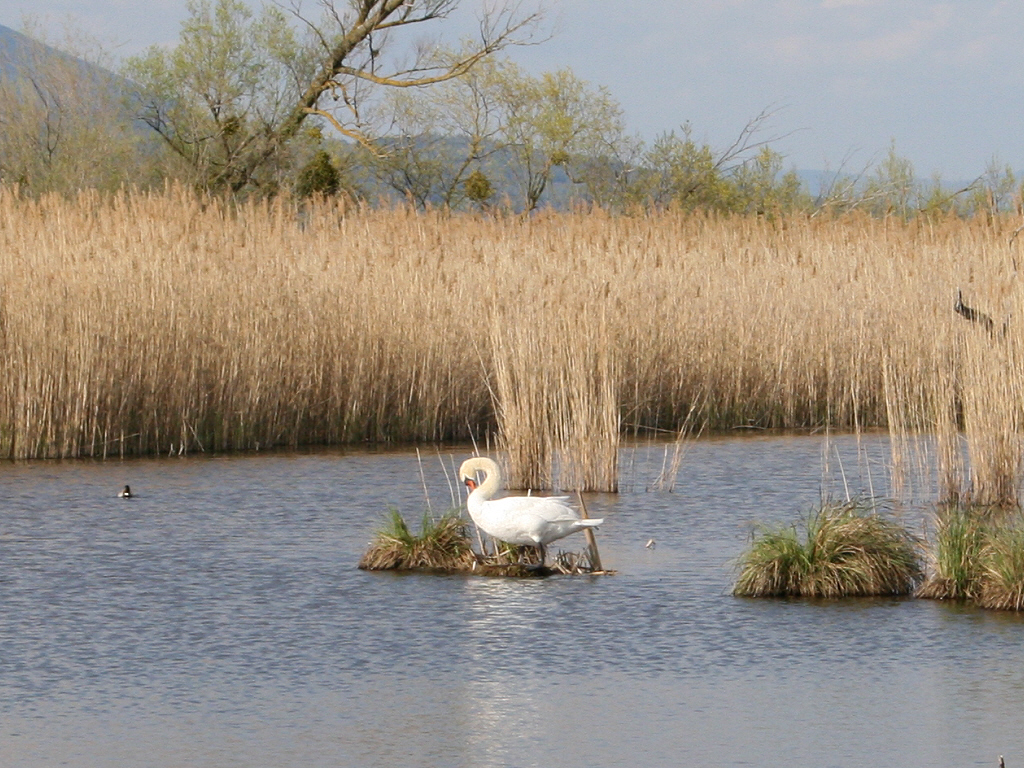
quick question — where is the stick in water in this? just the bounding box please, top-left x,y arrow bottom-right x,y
576,490 -> 603,572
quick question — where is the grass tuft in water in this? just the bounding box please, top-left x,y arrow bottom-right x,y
359,508 -> 604,576
976,522 -> 1024,611
359,507 -> 477,571
733,499 -> 922,598
916,505 -> 989,600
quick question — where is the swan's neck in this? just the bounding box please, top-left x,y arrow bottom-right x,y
464,458 -> 503,518
474,465 -> 501,501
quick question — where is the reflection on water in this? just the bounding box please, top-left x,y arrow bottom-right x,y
0,434 -> 1021,767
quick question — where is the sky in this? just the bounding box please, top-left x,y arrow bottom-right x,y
5,0 -> 1024,182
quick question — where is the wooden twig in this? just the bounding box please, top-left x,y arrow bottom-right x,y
576,490 -> 603,572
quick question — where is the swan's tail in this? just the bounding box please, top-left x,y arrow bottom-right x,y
576,518 -> 603,528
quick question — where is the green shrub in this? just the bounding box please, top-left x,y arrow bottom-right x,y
296,150 -> 341,198
464,169 -> 493,206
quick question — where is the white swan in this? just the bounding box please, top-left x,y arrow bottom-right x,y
458,456 -> 604,565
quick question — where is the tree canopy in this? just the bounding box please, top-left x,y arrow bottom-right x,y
124,0 -> 540,194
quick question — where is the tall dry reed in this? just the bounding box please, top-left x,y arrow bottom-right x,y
490,297 -> 619,490
2,187 -> 1024,497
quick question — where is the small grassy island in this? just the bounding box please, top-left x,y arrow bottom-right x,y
359,508 -> 605,577
917,504 -> 1024,611
733,499 -> 922,598
736,498 -> 1024,612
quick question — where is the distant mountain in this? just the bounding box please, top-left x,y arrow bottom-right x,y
0,23 -> 129,93
0,24 -> 65,76
0,22 -> 147,130
0,24 -> 34,55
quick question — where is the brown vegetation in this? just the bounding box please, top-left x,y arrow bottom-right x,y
2,187 -> 1024,498
358,508 -> 602,575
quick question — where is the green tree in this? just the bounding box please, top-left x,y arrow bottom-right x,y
862,141 -> 918,217
367,52 -> 511,209
635,110 -> 795,213
365,56 -> 630,212
367,87 -> 460,208
496,65 -> 627,211
731,146 -> 806,216
965,159 -> 1018,217
918,172 -> 959,218
638,125 -> 728,210
124,0 -> 539,195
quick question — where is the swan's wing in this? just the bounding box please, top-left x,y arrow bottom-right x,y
488,495 -> 580,522
475,495 -> 602,546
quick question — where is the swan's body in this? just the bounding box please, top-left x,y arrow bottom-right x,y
458,457 -> 603,564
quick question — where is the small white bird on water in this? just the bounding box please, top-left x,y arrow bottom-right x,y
458,456 -> 603,566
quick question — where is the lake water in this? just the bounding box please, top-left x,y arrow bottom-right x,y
0,433 -> 1021,768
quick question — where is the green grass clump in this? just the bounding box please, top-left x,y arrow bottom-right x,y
916,504 -> 1024,610
976,524 -> 1024,611
916,505 -> 989,600
733,499 -> 922,598
359,508 -> 477,571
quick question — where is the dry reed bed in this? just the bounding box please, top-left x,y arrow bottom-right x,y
1,187 -> 1021,496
